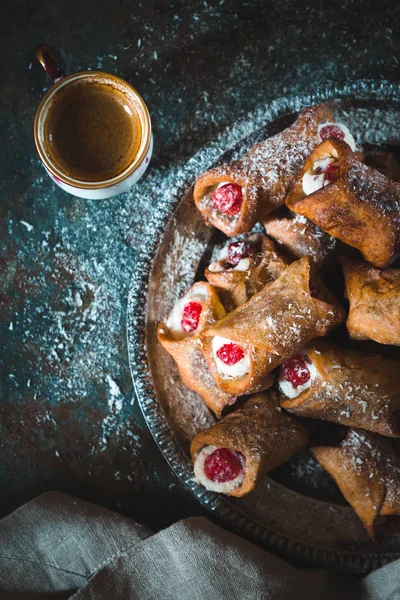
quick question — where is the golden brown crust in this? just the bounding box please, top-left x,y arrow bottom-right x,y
286,139 -> 400,267
157,282 -> 240,418
191,391 -> 308,497
280,340 -> 400,437
205,234 -> 289,309
312,429 -> 400,539
201,257 -> 346,395
342,257 -> 400,346
263,207 -> 338,267
193,104 -> 334,237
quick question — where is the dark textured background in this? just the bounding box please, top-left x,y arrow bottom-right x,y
0,0 -> 399,531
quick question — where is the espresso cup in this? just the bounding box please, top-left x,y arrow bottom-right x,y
33,44 -> 152,199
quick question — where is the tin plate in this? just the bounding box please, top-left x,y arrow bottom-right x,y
127,80 -> 400,573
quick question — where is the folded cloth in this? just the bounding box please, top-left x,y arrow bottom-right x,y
0,491 -> 399,600
0,491 -> 151,599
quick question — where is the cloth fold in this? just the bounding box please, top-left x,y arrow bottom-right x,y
0,491 -> 398,599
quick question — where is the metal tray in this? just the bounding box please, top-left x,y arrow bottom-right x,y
127,80 -> 400,573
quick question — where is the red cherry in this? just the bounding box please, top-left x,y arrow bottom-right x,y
282,355 -> 311,388
324,162 -> 340,182
212,183 -> 243,216
181,301 -> 202,332
320,125 -> 346,141
216,343 -> 245,365
204,447 -> 243,483
225,241 -> 254,267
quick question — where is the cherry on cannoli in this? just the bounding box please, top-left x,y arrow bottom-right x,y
318,122 -> 357,150
205,233 -> 289,309
263,207 -> 338,267
278,340 -> 400,437
157,282 -> 248,418
286,138 -> 400,268
342,257 -> 400,346
312,429 -> 400,539
191,391 -> 308,497
193,104 -> 356,237
200,256 -> 345,396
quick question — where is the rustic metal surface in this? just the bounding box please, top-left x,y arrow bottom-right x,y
1,0 -> 400,537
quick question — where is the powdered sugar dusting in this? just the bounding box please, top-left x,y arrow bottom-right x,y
344,160 -> 400,219
264,207 -> 338,266
282,345 -> 400,436
129,88 -> 400,555
147,98 -> 399,453
3,159 -> 191,476
197,106 -> 334,230
340,429 -> 400,504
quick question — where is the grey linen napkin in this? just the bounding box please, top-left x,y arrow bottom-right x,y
0,491 -> 397,600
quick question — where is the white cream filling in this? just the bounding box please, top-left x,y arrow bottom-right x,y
208,234 -> 260,273
193,445 -> 245,494
208,245 -> 229,273
302,157 -> 337,196
278,355 -> 320,399
208,256 -> 252,273
207,262 -> 225,273
232,257 -> 252,271
166,286 -> 208,340
217,246 -> 229,261
212,335 -> 250,378
318,122 -> 357,151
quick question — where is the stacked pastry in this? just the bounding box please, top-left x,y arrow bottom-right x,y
158,103 -> 400,540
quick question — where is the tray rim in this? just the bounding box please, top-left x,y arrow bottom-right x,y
127,79 -> 400,574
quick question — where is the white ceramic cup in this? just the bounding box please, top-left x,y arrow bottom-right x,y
33,44 -> 152,199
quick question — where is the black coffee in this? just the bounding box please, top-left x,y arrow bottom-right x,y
45,81 -> 141,182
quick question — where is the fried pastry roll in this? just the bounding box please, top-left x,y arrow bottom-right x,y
286,138 -> 400,267
205,233 -> 289,309
342,257 -> 400,346
191,391 -> 308,497
312,429 -> 400,539
200,256 -> 345,396
263,206 -> 338,267
193,104 -> 356,237
157,282 -> 253,418
278,340 -> 400,437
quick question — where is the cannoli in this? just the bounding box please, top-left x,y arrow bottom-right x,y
312,429 -> 400,539
205,233 -> 289,309
157,282 -> 247,418
191,391 -> 308,497
193,104 -> 356,237
263,206 -> 338,267
286,138 -> 400,268
200,256 -> 345,396
278,340 -> 400,437
342,257 -> 400,346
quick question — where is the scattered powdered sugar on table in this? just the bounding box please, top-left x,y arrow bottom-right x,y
1,156 -> 183,477
4,88 -> 400,545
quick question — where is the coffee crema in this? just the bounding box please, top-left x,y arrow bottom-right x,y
44,81 -> 142,182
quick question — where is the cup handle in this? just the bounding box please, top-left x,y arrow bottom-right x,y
35,43 -> 66,83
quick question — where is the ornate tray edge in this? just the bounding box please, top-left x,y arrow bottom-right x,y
127,79 -> 400,573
